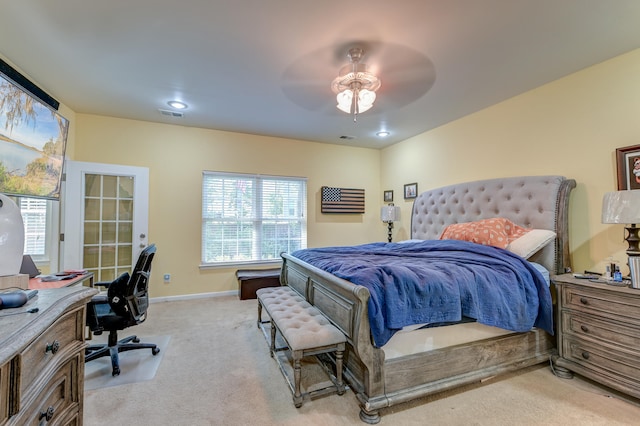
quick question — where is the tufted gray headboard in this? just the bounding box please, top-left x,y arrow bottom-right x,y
411,175 -> 576,274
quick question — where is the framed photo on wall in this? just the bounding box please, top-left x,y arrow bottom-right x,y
404,183 -> 418,199
383,190 -> 393,202
616,144 -> 640,190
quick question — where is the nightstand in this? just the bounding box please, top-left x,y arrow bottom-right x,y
551,273 -> 640,399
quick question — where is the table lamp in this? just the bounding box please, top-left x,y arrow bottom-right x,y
602,190 -> 640,289
380,203 -> 400,243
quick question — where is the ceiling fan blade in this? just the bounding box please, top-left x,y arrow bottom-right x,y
281,42 -> 435,113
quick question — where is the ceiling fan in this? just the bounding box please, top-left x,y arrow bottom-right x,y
281,42 -> 436,116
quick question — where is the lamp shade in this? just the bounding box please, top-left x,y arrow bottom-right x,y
602,190 -> 640,224
380,205 -> 400,222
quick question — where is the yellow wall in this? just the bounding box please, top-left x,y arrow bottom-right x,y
381,48 -> 640,276
73,115 -> 382,296
4,48 -> 640,296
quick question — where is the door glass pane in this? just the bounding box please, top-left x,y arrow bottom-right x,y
85,175 -> 100,197
118,222 -> 132,243
119,200 -> 133,220
102,245 -> 116,267
84,222 -> 100,245
117,245 -> 132,266
102,222 -> 116,243
85,199 -> 100,221
119,177 -> 134,198
103,176 -> 118,198
81,173 -> 135,281
102,199 -> 117,221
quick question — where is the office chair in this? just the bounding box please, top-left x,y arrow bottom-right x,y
85,244 -> 159,376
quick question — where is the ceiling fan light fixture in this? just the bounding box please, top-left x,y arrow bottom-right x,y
331,47 -> 380,120
336,89 -> 354,113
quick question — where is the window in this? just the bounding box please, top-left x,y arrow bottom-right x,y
202,171 -> 307,266
17,197 -> 53,261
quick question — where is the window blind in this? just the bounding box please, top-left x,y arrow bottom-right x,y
19,197 -> 49,257
202,171 -> 307,265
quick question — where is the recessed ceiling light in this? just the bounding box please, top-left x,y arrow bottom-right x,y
376,131 -> 390,137
167,100 -> 188,109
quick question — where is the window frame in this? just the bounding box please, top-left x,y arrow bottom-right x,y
201,171 -> 307,268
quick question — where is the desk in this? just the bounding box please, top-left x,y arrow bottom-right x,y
0,286 -> 98,425
29,272 -> 94,289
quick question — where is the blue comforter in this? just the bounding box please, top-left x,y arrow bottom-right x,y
291,240 -> 553,347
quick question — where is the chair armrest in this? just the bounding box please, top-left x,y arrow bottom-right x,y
94,281 -> 112,288
90,294 -> 109,304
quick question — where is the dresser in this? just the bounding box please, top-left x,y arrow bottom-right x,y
0,286 -> 97,426
551,274 -> 640,398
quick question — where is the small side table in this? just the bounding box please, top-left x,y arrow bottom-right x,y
551,273 -> 640,398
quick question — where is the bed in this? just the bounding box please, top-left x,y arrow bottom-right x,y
280,175 -> 576,423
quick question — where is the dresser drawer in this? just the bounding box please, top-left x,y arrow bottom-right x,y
562,284 -> 640,323
11,355 -> 79,426
20,307 -> 84,396
561,311 -> 640,348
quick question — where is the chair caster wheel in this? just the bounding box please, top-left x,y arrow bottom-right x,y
152,347 -> 160,355
112,367 -> 120,376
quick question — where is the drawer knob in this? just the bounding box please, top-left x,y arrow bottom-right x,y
581,351 -> 590,360
580,297 -> 589,305
39,406 -> 54,421
580,325 -> 589,333
45,340 -> 60,355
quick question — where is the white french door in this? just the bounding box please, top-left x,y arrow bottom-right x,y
62,161 -> 149,282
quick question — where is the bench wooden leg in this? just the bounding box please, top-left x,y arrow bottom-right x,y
293,350 -> 303,408
335,349 -> 345,395
270,319 -> 276,358
257,301 -> 263,328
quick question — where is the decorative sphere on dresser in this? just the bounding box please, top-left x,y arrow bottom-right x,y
0,193 -> 25,276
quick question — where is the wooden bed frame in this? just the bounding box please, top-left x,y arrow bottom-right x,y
280,175 -> 576,423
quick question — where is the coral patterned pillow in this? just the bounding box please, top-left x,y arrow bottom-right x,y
440,218 -> 530,249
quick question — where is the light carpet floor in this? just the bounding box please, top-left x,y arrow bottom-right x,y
84,335 -> 170,390
83,295 -> 640,425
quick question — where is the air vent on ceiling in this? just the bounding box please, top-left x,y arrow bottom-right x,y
339,135 -> 356,140
158,109 -> 184,118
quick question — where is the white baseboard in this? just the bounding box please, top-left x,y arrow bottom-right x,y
150,290 -> 237,303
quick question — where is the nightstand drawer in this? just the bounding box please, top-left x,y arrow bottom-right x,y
20,307 -> 84,396
563,337 -> 640,392
561,311 -> 640,348
563,285 -> 640,322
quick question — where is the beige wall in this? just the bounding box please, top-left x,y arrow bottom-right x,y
72,116 -> 382,297
5,48 -> 639,296
381,48 -> 640,276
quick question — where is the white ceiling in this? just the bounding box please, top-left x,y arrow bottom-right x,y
0,1 -> 639,149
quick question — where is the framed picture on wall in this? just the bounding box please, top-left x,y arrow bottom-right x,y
383,190 -> 393,202
404,183 -> 418,199
616,144 -> 640,190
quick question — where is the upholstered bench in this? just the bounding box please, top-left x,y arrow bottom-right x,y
256,286 -> 346,408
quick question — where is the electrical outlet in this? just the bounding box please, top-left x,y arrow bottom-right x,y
163,273 -> 171,282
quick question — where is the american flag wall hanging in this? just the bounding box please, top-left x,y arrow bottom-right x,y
321,186 -> 365,213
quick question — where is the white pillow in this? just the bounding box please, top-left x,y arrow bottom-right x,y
506,229 -> 556,259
